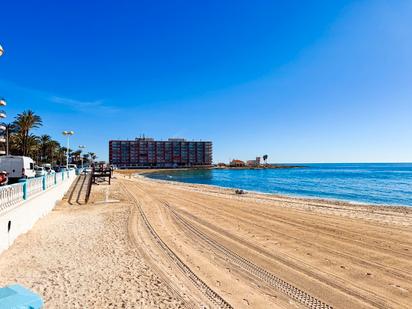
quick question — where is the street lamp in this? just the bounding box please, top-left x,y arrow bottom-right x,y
62,131 -> 74,169
0,44 -> 5,156
79,145 -> 86,168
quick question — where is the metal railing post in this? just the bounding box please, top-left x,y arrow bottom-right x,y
42,176 -> 46,191
22,180 -> 27,200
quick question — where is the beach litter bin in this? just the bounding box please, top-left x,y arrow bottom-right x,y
0,284 -> 43,309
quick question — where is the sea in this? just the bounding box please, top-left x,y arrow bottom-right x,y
146,163 -> 412,207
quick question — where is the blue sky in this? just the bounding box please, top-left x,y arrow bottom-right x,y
0,0 -> 411,163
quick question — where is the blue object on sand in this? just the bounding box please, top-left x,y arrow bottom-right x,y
0,284 -> 43,309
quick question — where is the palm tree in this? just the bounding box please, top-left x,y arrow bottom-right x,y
13,110 -> 42,156
58,147 -> 68,166
47,140 -> 61,165
39,134 -> 52,162
4,110 -> 68,164
9,131 -> 25,155
26,134 -> 40,160
263,154 -> 268,165
83,153 -> 90,165
88,152 -> 97,163
72,150 -> 82,164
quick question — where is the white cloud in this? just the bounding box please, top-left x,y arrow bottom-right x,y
49,96 -> 118,112
0,79 -> 119,113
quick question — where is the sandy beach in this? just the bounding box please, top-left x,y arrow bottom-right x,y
0,178 -> 185,308
1,171 -> 412,308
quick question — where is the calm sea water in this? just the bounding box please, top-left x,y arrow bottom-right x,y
146,163 -> 412,207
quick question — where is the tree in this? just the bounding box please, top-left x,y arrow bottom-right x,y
88,152 -> 97,163
25,134 -> 40,160
263,154 -> 268,165
58,147 -> 68,165
3,110 -> 72,166
47,140 -> 61,165
39,134 -> 52,161
72,150 -> 82,164
13,110 -> 42,156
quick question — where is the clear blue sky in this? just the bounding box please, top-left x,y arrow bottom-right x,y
1,0 -> 411,163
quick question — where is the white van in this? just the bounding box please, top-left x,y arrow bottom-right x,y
0,156 -> 36,180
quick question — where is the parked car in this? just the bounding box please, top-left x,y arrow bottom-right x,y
68,164 -> 77,170
35,166 -> 47,177
45,166 -> 55,174
0,156 -> 36,180
41,163 -> 55,174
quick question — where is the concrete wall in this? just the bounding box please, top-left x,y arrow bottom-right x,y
0,174 -> 77,255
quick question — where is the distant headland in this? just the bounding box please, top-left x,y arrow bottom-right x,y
215,156 -> 305,170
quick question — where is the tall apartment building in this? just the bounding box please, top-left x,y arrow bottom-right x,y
109,138 -> 212,168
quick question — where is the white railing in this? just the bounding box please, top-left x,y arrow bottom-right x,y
56,172 -> 62,184
26,177 -> 43,196
45,174 -> 55,189
0,183 -> 24,212
0,169 -> 77,214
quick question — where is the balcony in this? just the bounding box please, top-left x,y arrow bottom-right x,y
0,136 -> 6,143
0,125 -> 5,131
0,111 -> 5,118
0,99 -> 6,106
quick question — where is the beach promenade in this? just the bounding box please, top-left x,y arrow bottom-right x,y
1,171 -> 411,308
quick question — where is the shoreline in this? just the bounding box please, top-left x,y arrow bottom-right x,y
125,169 -> 412,211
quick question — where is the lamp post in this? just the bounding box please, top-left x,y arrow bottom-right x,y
79,145 -> 86,168
0,103 -> 5,156
62,131 -> 74,169
0,45 -> 6,156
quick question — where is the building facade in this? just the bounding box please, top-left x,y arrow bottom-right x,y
230,159 -> 245,167
246,157 -> 261,167
109,138 -> 212,168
